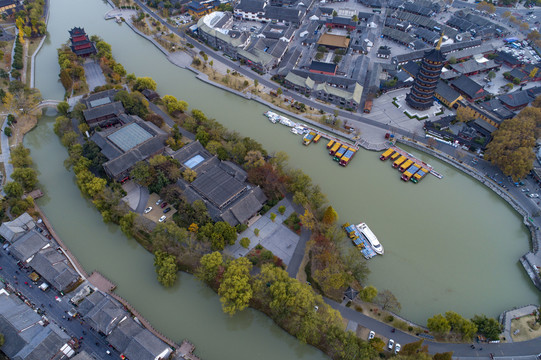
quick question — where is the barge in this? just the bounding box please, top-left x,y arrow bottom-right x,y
333,145 -> 348,161
380,148 -> 395,161
401,164 -> 421,181
412,168 -> 428,183
339,148 -> 357,166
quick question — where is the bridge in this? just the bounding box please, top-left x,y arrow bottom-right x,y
35,99 -> 62,109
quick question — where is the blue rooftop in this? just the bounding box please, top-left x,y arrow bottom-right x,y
107,123 -> 153,152
184,154 -> 205,169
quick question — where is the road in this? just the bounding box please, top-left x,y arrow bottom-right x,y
0,236 -> 120,359
130,2 -> 541,357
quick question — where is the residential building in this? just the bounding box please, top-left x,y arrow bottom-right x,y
82,89 -> 126,128
0,287 -> 75,360
377,46 -> 391,59
28,247 -> 80,293
187,0 -> 220,17
238,37 -> 289,73
107,316 -> 172,360
234,0 -> 267,20
171,141 -> 267,226
450,75 -> 487,102
0,0 -> 22,16
78,291 -> 127,336
69,27 -> 97,57
197,12 -> 251,59
406,36 -> 446,110
0,212 -> 35,243
91,116 -> 168,181
9,230 -> 51,264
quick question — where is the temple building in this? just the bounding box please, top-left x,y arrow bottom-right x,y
405,35 -> 445,110
69,27 -> 96,57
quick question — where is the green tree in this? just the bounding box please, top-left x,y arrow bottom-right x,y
278,205 -> 286,215
342,247 -> 370,284
433,352 -> 454,360
369,337 -> 385,352
487,71 -> 496,80
130,161 -> 153,186
513,77 -> 521,85
163,95 -> 188,114
11,167 -> 38,191
218,257 -> 253,315
360,285 -> 378,302
254,228 -> 260,236
270,212 -> 276,222
4,127 -> 11,137
0,332 -> 4,346
56,101 -> 69,116
4,181 -> 23,198
10,144 -> 32,168
133,76 -> 157,91
182,169 -> 197,182
401,339 -> 427,355
240,237 -> 250,248
471,314 -> 502,340
154,250 -> 178,287
427,314 -> 451,334
196,251 -> 223,284
119,212 -> 137,238
448,57 -> 457,64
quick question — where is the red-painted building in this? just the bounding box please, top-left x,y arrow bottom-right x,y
69,27 -> 96,57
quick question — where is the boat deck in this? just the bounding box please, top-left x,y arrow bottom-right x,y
344,224 -> 378,259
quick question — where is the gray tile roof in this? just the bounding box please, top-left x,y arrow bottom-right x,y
83,89 -> 118,108
84,296 -> 127,335
28,247 -> 79,292
10,231 -> 50,263
265,6 -> 303,24
15,323 -> 70,360
77,291 -> 107,316
71,350 -> 97,360
0,213 -> 35,243
83,101 -> 125,122
106,317 -> 142,353
498,90 -> 533,108
124,329 -> 170,360
451,75 -> 486,99
436,81 -> 461,103
236,0 -> 265,13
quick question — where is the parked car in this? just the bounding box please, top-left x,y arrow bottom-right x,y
394,344 -> 401,354
388,339 -> 394,350
530,193 -> 539,198
144,207 -> 152,214
163,207 -> 171,214
368,331 -> 375,340
159,215 -> 166,222
156,199 -> 163,206
160,202 -> 168,208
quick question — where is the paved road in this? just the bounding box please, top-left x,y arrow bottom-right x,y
0,235 -> 120,359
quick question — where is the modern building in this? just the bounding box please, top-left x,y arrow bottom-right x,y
406,36 -> 446,110
171,141 -> 267,226
197,12 -> 251,59
69,27 -> 97,57
91,116 -> 168,181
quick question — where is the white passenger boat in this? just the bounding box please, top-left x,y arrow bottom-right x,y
357,223 -> 384,255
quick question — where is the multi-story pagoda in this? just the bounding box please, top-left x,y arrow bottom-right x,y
405,35 -> 446,111
69,27 -> 96,57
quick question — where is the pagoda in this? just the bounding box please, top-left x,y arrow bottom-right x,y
405,35 -> 446,111
69,27 -> 96,57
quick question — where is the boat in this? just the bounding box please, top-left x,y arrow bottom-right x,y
329,142 -> 341,156
392,155 -> 407,168
313,134 -> 322,143
303,131 -> 316,145
357,223 -> 384,255
339,148 -> 356,166
290,128 -> 300,135
333,145 -> 348,161
343,223 -> 378,259
264,111 -> 278,123
401,164 -> 420,182
326,139 -> 335,149
399,159 -> 413,173
292,124 -> 307,135
390,152 -> 400,161
380,148 -> 394,161
264,111 -> 296,127
412,167 -> 428,183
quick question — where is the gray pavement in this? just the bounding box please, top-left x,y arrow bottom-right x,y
225,198 -> 300,266
83,59 -> 106,91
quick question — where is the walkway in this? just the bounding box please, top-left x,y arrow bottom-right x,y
83,59 -> 106,91
1,115 -> 13,195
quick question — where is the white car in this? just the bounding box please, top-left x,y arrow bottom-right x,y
530,193 -> 539,198
394,343 -> 401,354
368,331 -> 375,340
388,339 -> 394,350
144,207 -> 152,214
159,215 -> 166,222
156,199 -> 163,206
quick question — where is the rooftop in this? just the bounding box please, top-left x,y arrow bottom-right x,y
107,123 -> 154,152
317,33 -> 350,48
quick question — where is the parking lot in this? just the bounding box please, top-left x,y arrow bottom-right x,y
143,193 -> 177,223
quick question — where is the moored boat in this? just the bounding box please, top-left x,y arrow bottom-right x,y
357,222 -> 384,255
380,148 -> 394,161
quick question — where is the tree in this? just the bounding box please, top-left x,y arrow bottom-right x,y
369,337 -> 385,352
11,167 -> 38,191
513,77 -> 521,85
4,127 -> 11,137
487,71 -> 496,80
401,339 -> 428,356
502,10 -> 511,18
240,237 -> 250,248
276,88 -> 283,96
4,181 -> 23,198
352,14 -> 358,22
520,22 -> 530,31
427,314 -> 451,334
154,250 -> 178,287
182,169 -> 197,182
133,76 -> 157,91
0,332 -> 4,347
448,57 -> 457,64
485,111 -> 537,180
322,206 -> 338,225
244,150 -> 265,168
218,257 -> 253,315
163,94 -> 188,114
278,205 -> 286,215
114,90 -> 149,118
10,144 -> 32,168
342,247 -> 370,284
528,30 -> 541,41
196,251 -> 223,284
376,290 -> 401,312
56,101 -> 69,116
270,212 -> 276,222
119,212 -> 137,238
433,352 -> 454,360
471,314 -> 502,340
360,285 -> 378,302
130,161 -> 153,186
254,228 -> 260,236
456,106 -> 475,123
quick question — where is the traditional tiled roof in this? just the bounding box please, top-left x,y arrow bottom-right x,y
0,212 -> 35,243
28,247 -> 79,292
451,75 -> 486,99
10,231 -> 50,263
436,81 -> 461,103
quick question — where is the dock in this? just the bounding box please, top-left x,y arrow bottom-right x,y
390,146 -> 443,179
179,340 -> 201,360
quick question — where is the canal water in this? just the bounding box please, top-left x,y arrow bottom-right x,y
27,0 -> 540,352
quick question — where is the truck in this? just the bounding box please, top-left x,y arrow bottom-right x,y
363,99 -> 373,113
39,282 -> 50,291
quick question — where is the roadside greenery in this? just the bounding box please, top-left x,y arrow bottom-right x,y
5,144 -> 38,217
426,311 -> 501,341
57,45 -> 87,96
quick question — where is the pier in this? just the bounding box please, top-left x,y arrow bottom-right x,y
390,145 -> 443,179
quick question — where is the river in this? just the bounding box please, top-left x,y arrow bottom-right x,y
27,0 -> 539,351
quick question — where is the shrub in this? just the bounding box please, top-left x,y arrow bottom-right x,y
255,244 -> 263,250
386,315 -> 394,322
278,205 -> 286,215
270,212 -> 276,222
254,228 -> 260,236
261,250 -> 273,261
240,237 -> 250,248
